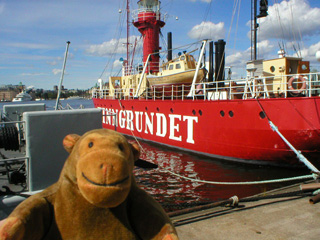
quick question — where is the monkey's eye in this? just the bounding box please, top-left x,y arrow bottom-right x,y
118,143 -> 124,152
88,142 -> 94,148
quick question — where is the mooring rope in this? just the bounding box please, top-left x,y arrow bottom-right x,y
162,169 -> 316,185
255,98 -> 320,174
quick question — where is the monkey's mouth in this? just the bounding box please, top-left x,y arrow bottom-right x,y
82,172 -> 129,187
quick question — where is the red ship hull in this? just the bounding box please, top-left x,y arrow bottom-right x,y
93,96 -> 320,166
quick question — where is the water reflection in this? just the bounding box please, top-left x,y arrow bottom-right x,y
132,140 -> 310,212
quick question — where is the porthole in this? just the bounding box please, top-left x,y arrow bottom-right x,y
229,111 -> 234,118
145,107 -> 148,111
192,110 -> 196,115
157,107 -> 160,112
170,108 -> 174,113
199,110 -> 203,116
301,64 -> 307,71
259,111 -> 266,119
220,110 -> 225,117
270,66 -> 275,73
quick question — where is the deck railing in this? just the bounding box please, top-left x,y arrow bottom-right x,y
92,72 -> 320,101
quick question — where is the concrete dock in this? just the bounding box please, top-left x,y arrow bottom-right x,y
174,184 -> 320,240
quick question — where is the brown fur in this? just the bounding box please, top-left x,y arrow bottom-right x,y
0,129 -> 178,240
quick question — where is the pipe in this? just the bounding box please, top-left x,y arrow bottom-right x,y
208,41 -> 214,82
309,194 -> 320,204
300,183 -> 320,191
168,32 -> 172,61
214,39 -> 226,87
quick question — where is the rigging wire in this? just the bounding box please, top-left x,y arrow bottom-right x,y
233,0 -> 242,54
193,0 -> 214,42
216,0 -> 240,82
290,1 -> 304,58
273,0 -> 288,54
98,0 -> 127,80
272,0 -> 305,57
289,2 -> 301,58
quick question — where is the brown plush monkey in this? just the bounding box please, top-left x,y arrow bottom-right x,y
0,129 -> 178,240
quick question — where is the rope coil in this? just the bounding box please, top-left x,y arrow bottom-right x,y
0,125 -> 19,151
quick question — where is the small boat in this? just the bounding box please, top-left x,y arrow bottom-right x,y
147,52 -> 206,86
146,52 -> 206,97
12,92 -> 32,102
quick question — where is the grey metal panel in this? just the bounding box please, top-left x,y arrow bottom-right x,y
23,109 -> 102,191
3,104 -> 46,121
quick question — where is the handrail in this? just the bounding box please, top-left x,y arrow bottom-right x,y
92,72 -> 320,101
0,157 -> 28,163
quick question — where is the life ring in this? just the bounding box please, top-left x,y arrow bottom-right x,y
195,84 -> 203,95
288,75 -> 307,94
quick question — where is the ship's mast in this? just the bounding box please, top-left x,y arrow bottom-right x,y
126,0 -> 130,73
251,0 -> 268,60
251,0 -> 257,60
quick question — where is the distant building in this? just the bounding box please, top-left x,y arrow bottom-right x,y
0,87 -> 20,101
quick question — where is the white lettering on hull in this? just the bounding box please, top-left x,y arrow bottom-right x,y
100,107 -> 198,144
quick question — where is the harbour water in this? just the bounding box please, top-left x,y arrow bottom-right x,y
0,99 -> 311,213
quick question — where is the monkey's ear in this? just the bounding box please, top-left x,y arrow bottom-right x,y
130,143 -> 140,161
63,134 -> 81,153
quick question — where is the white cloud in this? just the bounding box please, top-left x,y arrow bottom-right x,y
113,59 -> 123,69
52,69 -> 62,75
256,0 -> 320,41
226,51 -> 248,67
256,40 -> 275,56
20,73 -> 46,77
295,41 -> 320,61
226,40 -> 275,67
86,36 -> 142,57
188,21 -> 225,41
6,42 -> 54,50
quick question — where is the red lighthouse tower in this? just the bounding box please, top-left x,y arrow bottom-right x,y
133,0 -> 165,74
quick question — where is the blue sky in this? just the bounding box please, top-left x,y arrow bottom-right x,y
1,0 -> 320,90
